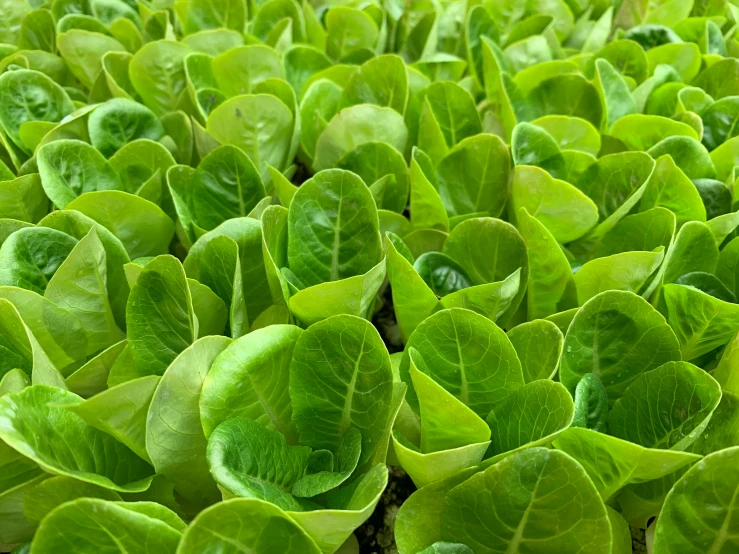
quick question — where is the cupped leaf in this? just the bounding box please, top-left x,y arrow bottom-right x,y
0,385 -> 154,492
185,216 -> 272,329
435,134 -> 509,218
517,208 -> 577,320
0,227 -> 77,294
610,114 -> 698,151
0,286 -> 87,375
553,427 -> 700,501
665,283 -> 739,361
287,257 -> 387,326
200,324 -> 301,440
336,142 -> 408,214
62,375 -> 159,463
207,416 -> 313,511
574,249 -> 665,304
653,446 -> 739,554
560,290 -> 682,401
510,165 -> 598,243
287,168 -> 382,287
485,379 -> 574,461
440,448 -> 612,554
290,315 -> 393,464
313,104 -> 407,172
126,255 -> 195,378
30,498 -> 181,553
442,217 -> 528,324
576,152 -> 656,226
177,498 -> 321,554
191,145 -> 266,231
609,361 -> 721,450
400,308 -> 524,418
506,319 -> 563,382
44,227 -> 123,356
37,139 -> 123,209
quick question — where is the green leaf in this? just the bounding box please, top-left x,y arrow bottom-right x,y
418,82 -> 482,165
88,97 -> 165,158
0,297 -> 65,388
200,324 -> 300,440
292,427 -> 362,498
177,498 -> 321,554
0,68 -> 74,153
44,227 -> 123,355
516,208 -> 577,320
211,44 -> 283,97
126,255 -> 196,378
65,339 -> 126,398
560,290 -> 681,401
30,498 -> 181,553
37,139 -> 122,209
287,168 -> 382,287
185,216 -> 273,328
0,175 -> 49,224
146,336 -> 229,516
638,155 -> 706,226
441,448 -> 612,554
0,385 -> 154,492
410,348 -> 490,454
610,361 -> 721,451
664,283 -> 739,361
409,147 -> 448,232
290,315 -> 393,463
436,134 -> 509,218
506,319 -> 563,382
511,165 -> 598,243
485,380 -> 574,460
653,447 -> 739,554
129,40 -> 191,117
191,145 -> 266,231
207,416 -> 313,511
57,29 -> 127,90
313,104 -> 407,172
65,190 -> 174,260
443,217 -> 528,324
207,93 -> 294,177
527,74 -> 603,128
610,114 -> 698,151
569,361 -> 607,428
22,475 -> 121,526
531,115 -> 601,156
0,368 -> 29,397
0,227 -> 77,294
553,427 -> 700,501
574,248 -> 665,304
337,142 -> 408,214
0,286 -> 87,375
339,54 -> 408,115
400,308 -> 524,419
62,375 -> 159,463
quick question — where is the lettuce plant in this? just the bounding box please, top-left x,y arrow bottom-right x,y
4,0 -> 739,553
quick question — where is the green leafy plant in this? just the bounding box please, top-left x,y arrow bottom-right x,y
3,0 -> 739,553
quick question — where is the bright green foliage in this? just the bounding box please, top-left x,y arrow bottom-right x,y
1,0 -> 739,552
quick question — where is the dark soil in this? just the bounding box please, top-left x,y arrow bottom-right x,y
356,466 -> 416,554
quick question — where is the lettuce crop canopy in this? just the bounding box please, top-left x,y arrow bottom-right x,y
5,0 -> 739,552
